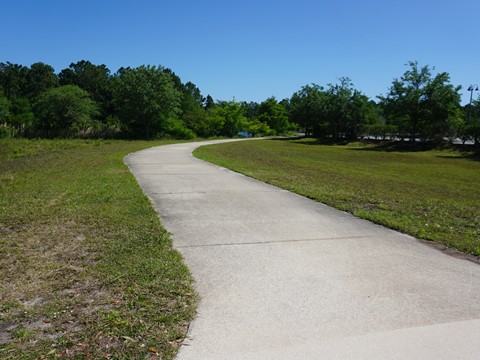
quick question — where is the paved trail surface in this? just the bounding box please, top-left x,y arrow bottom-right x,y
125,140 -> 480,360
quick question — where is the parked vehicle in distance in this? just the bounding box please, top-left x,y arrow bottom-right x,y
237,131 -> 253,137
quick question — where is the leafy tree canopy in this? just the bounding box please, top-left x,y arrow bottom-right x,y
59,60 -> 113,115
257,97 -> 290,135
113,65 -> 183,138
25,62 -> 58,99
0,62 -> 29,99
0,90 -> 10,122
289,84 -> 326,136
33,85 -> 99,136
379,61 -> 462,142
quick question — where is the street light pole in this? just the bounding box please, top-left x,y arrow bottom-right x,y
467,84 -> 479,124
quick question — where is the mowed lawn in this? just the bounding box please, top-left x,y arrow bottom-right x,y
0,139 -> 196,359
194,139 -> 480,256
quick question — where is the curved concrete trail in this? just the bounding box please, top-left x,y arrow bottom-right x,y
125,140 -> 480,360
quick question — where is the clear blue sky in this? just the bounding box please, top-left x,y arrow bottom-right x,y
2,0 -> 479,104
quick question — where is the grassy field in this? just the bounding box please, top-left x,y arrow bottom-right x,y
194,139 -> 480,257
0,139 -> 196,359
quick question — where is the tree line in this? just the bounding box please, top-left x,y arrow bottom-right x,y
0,61 -> 293,139
0,60 -> 479,144
289,62 -> 479,144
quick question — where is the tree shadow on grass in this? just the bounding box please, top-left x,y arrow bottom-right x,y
270,137 -> 349,146
350,141 -> 480,161
434,154 -> 480,161
268,137 -> 480,161
354,141 -> 447,152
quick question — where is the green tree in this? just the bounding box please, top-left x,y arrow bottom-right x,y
423,72 -> 462,142
241,101 -> 260,121
182,106 -> 210,137
279,98 -> 291,113
33,85 -> 99,136
325,79 -> 351,139
244,117 -> 273,136
257,97 -> 290,135
204,107 -> 226,136
0,91 -> 9,122
7,98 -> 35,135
0,62 -> 29,99
289,84 -> 327,136
0,91 -> 10,137
0,92 -> 11,137
325,78 -> 377,140
59,60 -> 113,117
461,96 -> 480,145
215,101 -> 249,137
0,62 -> 58,135
204,95 -> 215,110
182,81 -> 204,111
379,61 -> 462,142
25,62 -> 58,99
112,66 -> 183,138
463,97 -> 480,126
162,68 -> 184,93
180,81 -> 207,136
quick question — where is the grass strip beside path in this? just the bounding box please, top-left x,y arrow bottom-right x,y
0,139 -> 196,359
194,138 -> 480,257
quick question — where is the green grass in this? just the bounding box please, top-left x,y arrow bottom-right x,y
194,138 -> 480,256
0,138 -> 197,359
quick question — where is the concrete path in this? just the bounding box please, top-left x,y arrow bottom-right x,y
125,140 -> 480,360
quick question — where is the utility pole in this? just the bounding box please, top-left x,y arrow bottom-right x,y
467,84 -> 479,124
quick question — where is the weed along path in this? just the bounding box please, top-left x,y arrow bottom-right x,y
126,140 -> 480,360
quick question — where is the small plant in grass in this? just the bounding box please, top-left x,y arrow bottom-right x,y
13,329 -> 32,341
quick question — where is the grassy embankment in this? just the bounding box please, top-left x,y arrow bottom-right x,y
194,138 -> 480,257
0,139 -> 196,359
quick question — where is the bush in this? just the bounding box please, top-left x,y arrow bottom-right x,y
7,98 -> 35,136
33,85 -> 99,137
157,118 -> 196,140
0,94 -> 9,123
0,124 -> 15,138
244,118 -> 274,137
